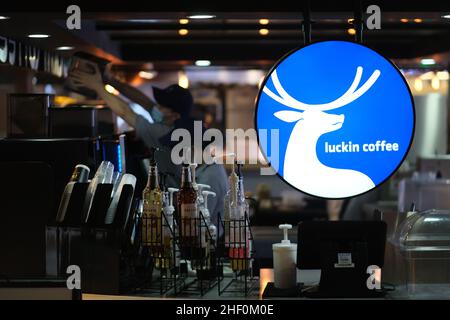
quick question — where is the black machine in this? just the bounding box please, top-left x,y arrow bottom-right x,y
297,221 -> 387,298
0,137 -> 125,278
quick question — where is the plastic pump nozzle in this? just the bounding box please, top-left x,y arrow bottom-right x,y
167,188 -> 179,208
202,190 -> 216,210
197,184 -> 211,204
279,224 -> 292,244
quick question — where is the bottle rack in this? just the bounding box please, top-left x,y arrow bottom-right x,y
176,213 -> 221,296
139,210 -> 186,296
217,211 -> 258,297
46,181 -> 140,295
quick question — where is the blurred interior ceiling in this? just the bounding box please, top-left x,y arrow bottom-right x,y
1,0 -> 450,72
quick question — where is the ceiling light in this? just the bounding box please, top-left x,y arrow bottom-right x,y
347,28 -> 356,35
178,71 -> 189,89
420,58 -> 436,66
0,16 -> 10,20
414,78 -> 423,92
442,15 -> 450,19
138,70 -> 157,80
28,34 -> 50,38
437,71 -> 449,80
400,18 -> 409,23
347,18 -> 354,24
413,18 -> 423,23
259,19 -> 269,25
187,14 -> 216,19
431,77 -> 440,90
178,29 -> 189,36
56,46 -> 74,51
179,18 -> 189,25
259,28 -> 269,36
195,60 -> 211,67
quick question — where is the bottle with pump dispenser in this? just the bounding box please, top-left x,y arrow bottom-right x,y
223,154 -> 236,250
229,161 -> 251,271
272,224 -> 297,289
225,160 -> 239,255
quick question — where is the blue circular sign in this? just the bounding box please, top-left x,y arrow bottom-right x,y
255,41 -> 415,199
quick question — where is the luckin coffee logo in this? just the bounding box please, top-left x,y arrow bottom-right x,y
256,41 -> 415,198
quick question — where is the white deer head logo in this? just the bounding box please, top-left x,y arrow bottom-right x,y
263,66 -> 381,198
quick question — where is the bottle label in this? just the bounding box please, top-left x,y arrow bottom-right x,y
181,203 -> 197,219
142,197 -> 162,247
181,203 -> 198,238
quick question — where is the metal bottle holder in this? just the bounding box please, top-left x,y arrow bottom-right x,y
139,211 -> 219,296
178,212 -> 220,296
139,210 -> 185,296
218,211 -> 258,297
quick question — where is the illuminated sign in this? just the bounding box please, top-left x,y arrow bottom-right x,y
255,41 -> 415,198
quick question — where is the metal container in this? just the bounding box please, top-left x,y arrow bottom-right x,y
7,93 -> 53,138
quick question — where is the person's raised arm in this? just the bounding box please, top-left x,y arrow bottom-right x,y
107,76 -> 156,111
69,64 -> 137,127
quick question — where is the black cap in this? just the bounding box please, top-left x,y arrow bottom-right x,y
152,84 -> 193,116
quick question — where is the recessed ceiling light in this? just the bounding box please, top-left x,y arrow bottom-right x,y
413,18 -> 423,23
178,29 -> 189,36
259,19 -> 269,25
0,16 -> 10,20
259,28 -> 269,36
442,15 -> 450,19
400,18 -> 409,23
420,58 -> 436,65
187,14 -> 216,19
195,60 -> 211,67
347,18 -> 354,24
179,18 -> 189,25
56,46 -> 74,51
28,34 -> 50,38
347,28 -> 356,35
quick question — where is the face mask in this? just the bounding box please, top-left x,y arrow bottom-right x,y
150,106 -> 164,123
